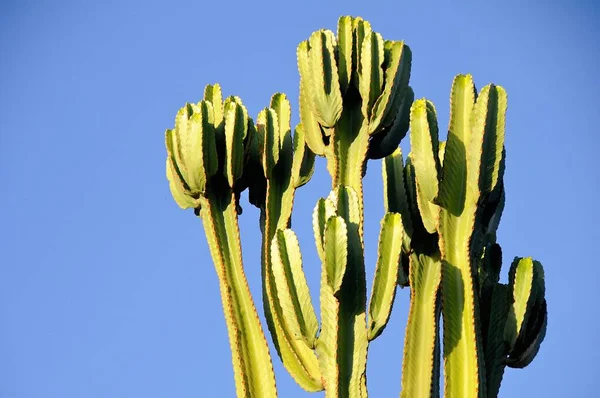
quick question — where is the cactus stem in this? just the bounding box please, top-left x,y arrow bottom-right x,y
199,187 -> 277,398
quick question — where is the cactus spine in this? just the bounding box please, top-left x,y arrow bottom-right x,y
165,85 -> 277,398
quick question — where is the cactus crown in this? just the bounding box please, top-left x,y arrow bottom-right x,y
298,16 -> 414,194
166,84 -> 263,213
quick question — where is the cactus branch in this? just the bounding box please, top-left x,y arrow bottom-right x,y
199,188 -> 277,398
257,95 -> 323,392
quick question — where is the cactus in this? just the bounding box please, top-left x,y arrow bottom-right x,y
165,84 -> 277,398
251,94 -> 323,392
163,16 -> 547,398
390,74 -> 547,397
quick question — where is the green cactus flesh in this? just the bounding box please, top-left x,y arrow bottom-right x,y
395,73 -> 547,397
165,85 -> 277,398
367,212 -> 404,341
256,94 -> 323,392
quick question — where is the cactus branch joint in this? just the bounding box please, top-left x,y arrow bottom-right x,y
164,15 -> 546,398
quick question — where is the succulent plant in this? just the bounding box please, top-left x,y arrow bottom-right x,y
165,84 -> 277,398
163,17 -> 546,398
391,74 -> 547,397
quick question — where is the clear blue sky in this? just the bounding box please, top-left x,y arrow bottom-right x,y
1,1 -> 598,397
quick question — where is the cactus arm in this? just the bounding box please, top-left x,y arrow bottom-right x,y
308,30 -> 344,128
369,40 -> 410,135
508,261 -> 546,369
224,100 -> 248,188
382,148 -> 412,286
437,74 -> 483,398
351,18 -> 372,87
412,156 -> 440,234
337,16 -> 354,94
270,229 -> 319,348
324,216 -> 349,293
410,98 -> 442,235
270,92 -> 292,140
504,257 -> 539,350
169,103 -> 218,195
313,197 -> 338,263
199,190 -> 277,398
359,32 -> 385,120
297,42 -> 327,156
438,75 -> 474,214
476,85 -> 507,194
257,95 -> 324,392
261,182 -> 323,391
204,84 -> 224,126
403,155 -> 426,235
368,86 -> 414,160
380,44 -> 412,129
410,99 -> 441,203
165,155 -> 200,209
400,249 -> 442,398
258,109 -> 281,177
367,212 -> 403,340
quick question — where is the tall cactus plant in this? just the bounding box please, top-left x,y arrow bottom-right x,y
165,85 -> 278,397
163,16 -> 546,398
